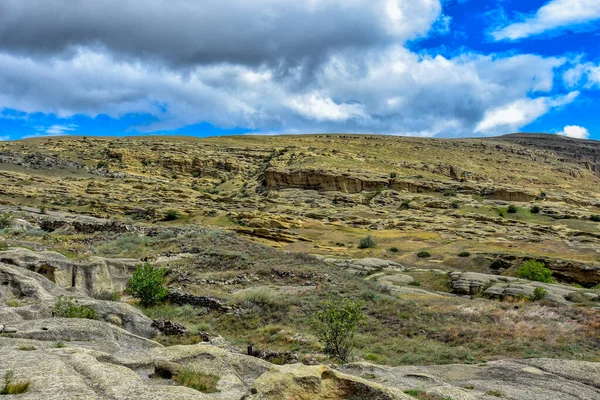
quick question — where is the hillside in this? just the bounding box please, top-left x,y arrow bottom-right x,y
1,133 -> 599,276
1,133 -> 600,399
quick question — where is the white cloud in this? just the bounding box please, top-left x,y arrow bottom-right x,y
44,124 -> 78,135
475,92 -> 579,134
564,62 -> 600,88
0,1 -> 584,138
492,0 -> 600,41
558,125 -> 590,139
0,46 -> 573,136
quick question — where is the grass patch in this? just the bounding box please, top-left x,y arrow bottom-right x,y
173,367 -> 220,393
0,370 -> 30,395
18,346 -> 36,351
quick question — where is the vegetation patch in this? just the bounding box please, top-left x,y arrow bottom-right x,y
515,260 -> 553,283
417,250 -> 431,258
173,368 -> 220,393
127,264 -> 169,307
54,296 -> 97,319
311,298 -> 365,363
0,370 -> 30,395
529,287 -> 548,302
358,235 -> 377,249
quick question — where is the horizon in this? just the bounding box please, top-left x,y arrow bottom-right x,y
1,0 -> 600,141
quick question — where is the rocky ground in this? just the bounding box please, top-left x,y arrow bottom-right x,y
0,133 -> 599,399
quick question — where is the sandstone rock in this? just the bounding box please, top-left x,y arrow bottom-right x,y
340,359 -> 600,400
250,364 -> 411,400
449,271 -> 598,305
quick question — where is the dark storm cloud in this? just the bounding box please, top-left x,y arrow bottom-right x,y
0,0 -> 439,67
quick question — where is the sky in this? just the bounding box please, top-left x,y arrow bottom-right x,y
0,0 -> 599,141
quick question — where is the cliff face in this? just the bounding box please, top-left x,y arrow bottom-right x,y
264,169 -> 390,193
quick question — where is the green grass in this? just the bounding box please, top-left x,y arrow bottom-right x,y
173,368 -> 219,393
18,346 -> 36,351
0,370 -> 30,395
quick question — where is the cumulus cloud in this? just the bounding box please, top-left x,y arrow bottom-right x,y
563,62 -> 600,88
558,125 -> 590,139
475,92 -> 579,134
491,0 -> 600,41
0,0 -> 585,137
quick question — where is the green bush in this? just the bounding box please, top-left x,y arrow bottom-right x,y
507,205 -> 518,214
530,205 -> 541,214
312,298 -> 365,363
0,242 -> 7,251
443,189 -> 457,197
163,210 -> 181,221
516,260 -> 553,283
389,247 -> 399,253
458,251 -> 471,257
529,287 -> 548,302
451,201 -> 460,209
128,264 -> 169,307
0,213 -> 13,230
417,250 -> 431,258
358,235 -> 376,249
1,370 -> 30,395
54,296 -> 97,319
590,215 -> 600,222
399,199 -> 411,210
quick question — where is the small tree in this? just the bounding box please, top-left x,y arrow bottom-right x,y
312,298 -> 365,363
163,210 -> 181,221
128,264 -> 169,307
507,205 -> 518,214
516,260 -> 553,283
358,235 -> 376,249
530,205 -> 541,214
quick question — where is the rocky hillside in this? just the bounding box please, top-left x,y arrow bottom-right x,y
1,133 -> 599,278
0,134 -> 599,399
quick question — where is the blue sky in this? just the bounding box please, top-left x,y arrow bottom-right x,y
0,0 -> 599,141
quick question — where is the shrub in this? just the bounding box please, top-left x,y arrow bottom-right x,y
358,235 -> 377,249
163,210 -> 180,221
0,213 -> 13,230
529,287 -> 548,302
18,346 -> 36,351
451,201 -> 460,209
0,242 -> 7,251
174,367 -> 220,393
1,370 -> 30,395
515,260 -> 553,283
92,290 -> 122,301
54,296 -> 97,319
417,250 -> 431,258
458,251 -> 471,257
390,172 -> 397,179
97,161 -> 108,169
443,189 -> 457,197
399,199 -> 411,210
127,264 -> 169,307
507,205 -> 518,214
54,342 -> 66,348
590,215 -> 600,222
311,298 -> 365,363
389,247 -> 399,253
530,205 -> 541,214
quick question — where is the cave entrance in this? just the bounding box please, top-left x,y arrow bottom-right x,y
35,264 -> 56,283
